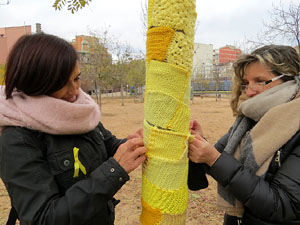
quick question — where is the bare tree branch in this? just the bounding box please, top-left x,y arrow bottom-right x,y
248,1 -> 300,49
140,0 -> 148,39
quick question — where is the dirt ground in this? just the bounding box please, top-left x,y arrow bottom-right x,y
0,95 -> 235,225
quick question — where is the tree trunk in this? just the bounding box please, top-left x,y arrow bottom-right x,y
134,87 -> 137,103
98,86 -> 102,110
140,86 -> 144,103
120,83 -> 124,106
94,80 -> 102,109
215,83 -> 218,102
94,80 -> 99,103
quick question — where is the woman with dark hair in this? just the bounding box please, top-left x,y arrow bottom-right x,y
188,45 -> 300,225
0,33 -> 146,225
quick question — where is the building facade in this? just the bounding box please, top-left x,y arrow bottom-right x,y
192,43 -> 213,80
0,25 -> 32,65
213,45 -> 241,78
217,45 -> 242,64
72,35 -> 113,92
192,44 -> 242,92
71,35 -> 112,65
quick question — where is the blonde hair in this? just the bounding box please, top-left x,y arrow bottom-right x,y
230,45 -> 300,115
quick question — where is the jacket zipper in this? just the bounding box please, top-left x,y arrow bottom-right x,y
275,149 -> 281,168
237,218 -> 242,225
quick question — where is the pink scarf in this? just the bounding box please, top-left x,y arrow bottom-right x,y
0,87 -> 101,135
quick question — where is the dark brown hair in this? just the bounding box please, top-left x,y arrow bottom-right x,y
4,33 -> 78,99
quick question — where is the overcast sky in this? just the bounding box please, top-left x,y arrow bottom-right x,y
0,0 -> 298,54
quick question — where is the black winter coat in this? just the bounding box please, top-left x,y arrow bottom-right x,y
189,128 -> 300,225
0,122 -> 128,225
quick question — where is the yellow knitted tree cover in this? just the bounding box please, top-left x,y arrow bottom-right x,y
141,0 -> 197,224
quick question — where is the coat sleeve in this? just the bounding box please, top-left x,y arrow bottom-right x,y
214,129 -> 231,153
0,127 -> 129,225
98,122 -> 127,158
208,144 -> 300,222
187,130 -> 231,191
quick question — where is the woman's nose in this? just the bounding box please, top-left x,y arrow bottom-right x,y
68,81 -> 80,94
246,87 -> 258,97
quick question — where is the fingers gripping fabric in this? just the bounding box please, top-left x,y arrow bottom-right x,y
141,0 -> 196,224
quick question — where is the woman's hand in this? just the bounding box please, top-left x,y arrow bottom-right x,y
127,128 -> 143,139
188,134 -> 220,167
190,119 -> 203,136
113,137 -> 147,173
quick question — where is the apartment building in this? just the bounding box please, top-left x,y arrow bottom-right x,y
193,43 -> 214,79
0,25 -> 32,64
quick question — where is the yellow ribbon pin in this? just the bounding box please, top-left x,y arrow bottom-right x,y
73,147 -> 87,178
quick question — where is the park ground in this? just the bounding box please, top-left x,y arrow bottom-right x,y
0,95 -> 235,225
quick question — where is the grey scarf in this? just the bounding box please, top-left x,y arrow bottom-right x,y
217,80 -> 300,217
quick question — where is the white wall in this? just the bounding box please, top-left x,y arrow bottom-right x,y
193,43 -> 213,79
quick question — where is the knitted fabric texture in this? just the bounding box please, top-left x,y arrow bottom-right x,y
0,87 -> 100,135
146,27 -> 175,62
141,0 -> 196,224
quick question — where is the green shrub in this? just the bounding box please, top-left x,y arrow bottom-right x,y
0,64 -> 4,84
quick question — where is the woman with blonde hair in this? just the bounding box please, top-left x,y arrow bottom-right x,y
188,45 -> 300,225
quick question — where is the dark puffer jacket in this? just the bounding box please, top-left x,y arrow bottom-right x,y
0,122 -> 128,225
189,128 -> 300,225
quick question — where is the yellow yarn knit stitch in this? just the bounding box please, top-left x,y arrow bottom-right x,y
146,27 -> 175,62
141,0 -> 196,224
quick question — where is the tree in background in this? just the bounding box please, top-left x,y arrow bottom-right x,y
78,28 -> 146,106
127,59 -> 146,101
212,65 -> 221,102
48,0 -> 146,108
78,29 -> 113,109
247,1 -> 300,50
140,0 -> 148,40
111,42 -> 133,106
53,0 -> 91,14
191,61 -> 206,100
